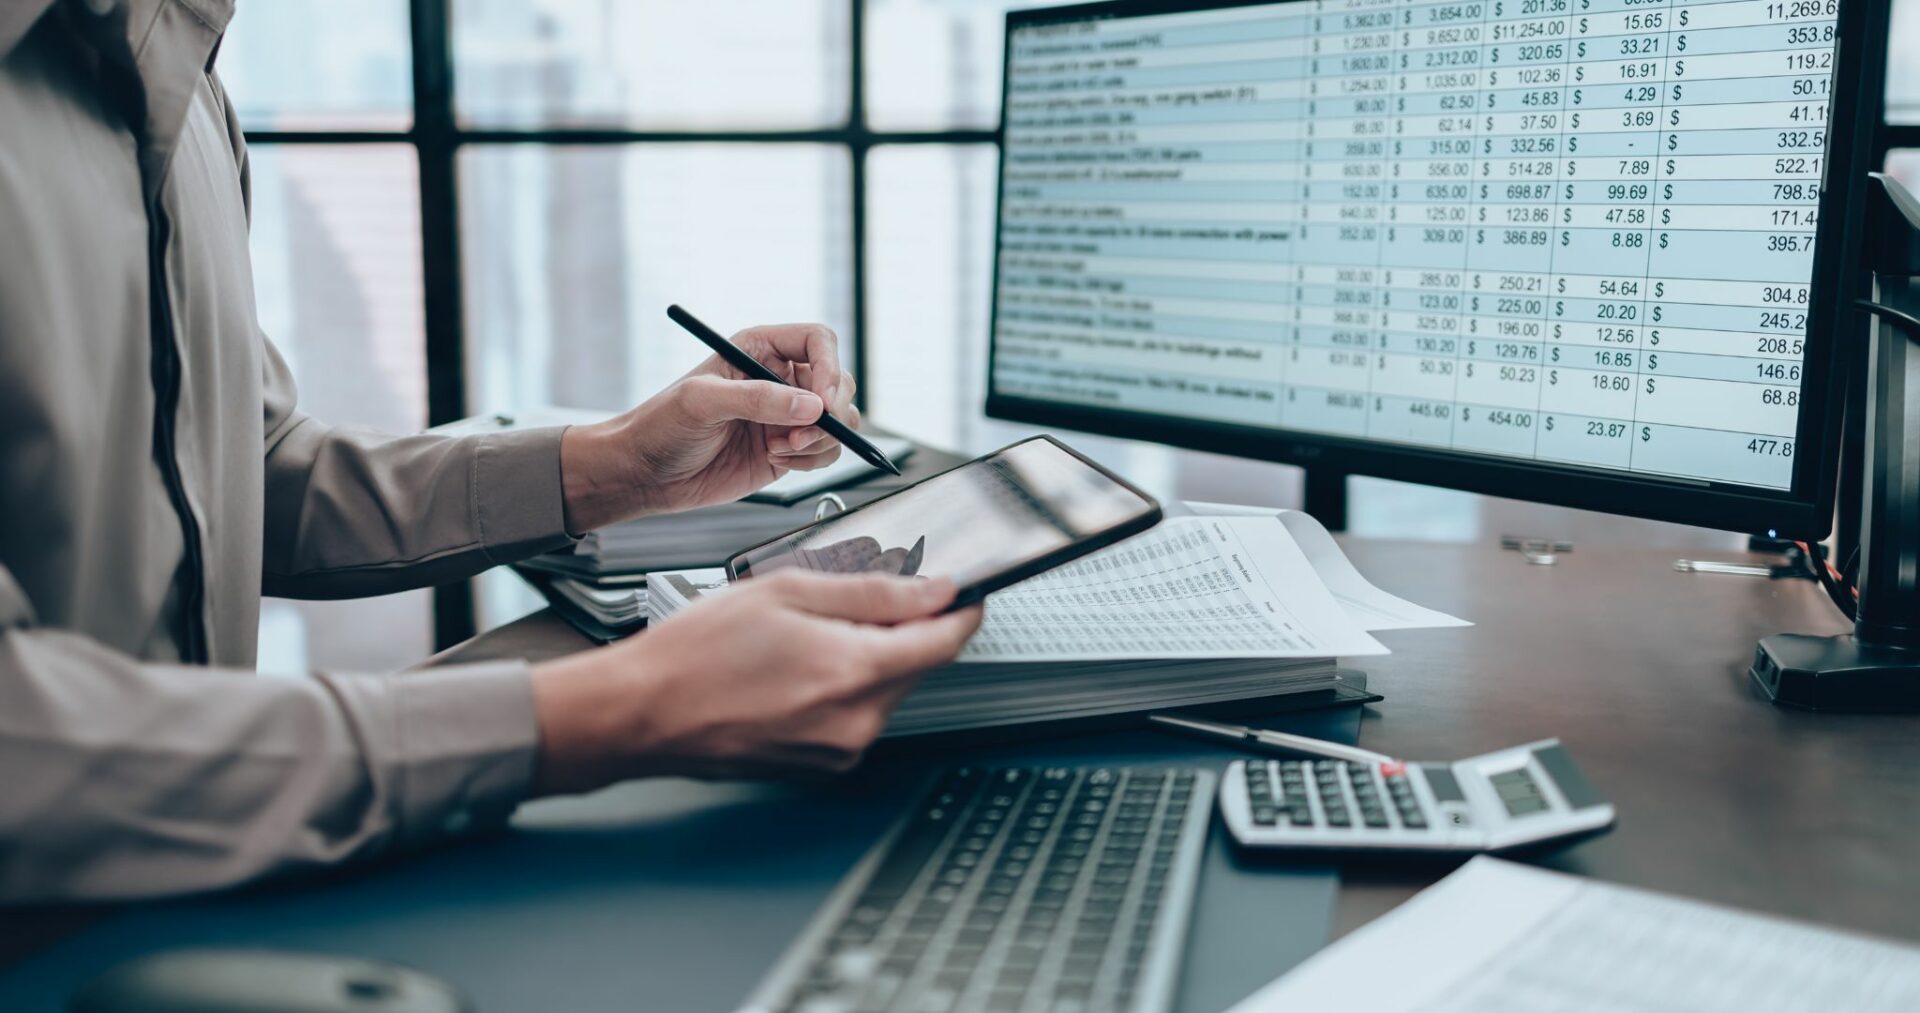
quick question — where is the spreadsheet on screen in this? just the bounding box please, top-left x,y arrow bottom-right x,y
991,0 -> 1840,491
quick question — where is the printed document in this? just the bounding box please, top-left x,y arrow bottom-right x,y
1230,857 -> 1920,1013
1183,502 -> 1472,632
962,515 -> 1386,662
650,515 -> 1406,661
652,509 -> 1470,662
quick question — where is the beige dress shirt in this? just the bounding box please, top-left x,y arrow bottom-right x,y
0,0 -> 579,902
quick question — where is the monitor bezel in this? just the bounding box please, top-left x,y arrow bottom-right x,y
985,0 -> 1885,539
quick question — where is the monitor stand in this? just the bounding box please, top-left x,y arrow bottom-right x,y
1752,173 -> 1920,711
1304,468 -> 1350,533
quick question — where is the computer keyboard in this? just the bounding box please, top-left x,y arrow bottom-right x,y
738,765 -> 1217,1013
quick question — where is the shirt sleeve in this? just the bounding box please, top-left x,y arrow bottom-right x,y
0,564 -> 540,903
211,48 -> 575,600
258,338 -> 578,599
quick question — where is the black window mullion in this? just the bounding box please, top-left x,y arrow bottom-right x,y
251,0 -> 997,651
850,0 -> 869,411
412,0 -> 476,650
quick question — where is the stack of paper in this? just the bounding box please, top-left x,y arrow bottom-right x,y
548,576 -> 647,629
1229,857 -> 1920,1012
525,437 -> 914,578
643,510 -> 1465,737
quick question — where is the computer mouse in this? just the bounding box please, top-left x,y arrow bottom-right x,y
68,948 -> 471,1013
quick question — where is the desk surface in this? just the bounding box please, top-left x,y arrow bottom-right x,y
442,538 -> 1919,946
5,534 -> 1917,1010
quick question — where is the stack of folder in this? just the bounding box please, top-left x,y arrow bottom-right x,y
643,566 -> 1340,739
518,435 -> 916,579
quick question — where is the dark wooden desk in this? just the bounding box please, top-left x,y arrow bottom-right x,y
438,539 -> 1920,946
6,537 -> 1913,1008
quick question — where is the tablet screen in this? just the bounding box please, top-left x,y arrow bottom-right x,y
729,438 -> 1158,592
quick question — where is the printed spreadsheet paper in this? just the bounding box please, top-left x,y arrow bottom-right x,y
1183,502 -> 1474,631
649,511 -> 1467,661
1229,857 -> 1920,1013
959,515 -> 1388,662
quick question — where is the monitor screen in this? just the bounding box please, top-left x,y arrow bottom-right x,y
988,0 -> 1877,536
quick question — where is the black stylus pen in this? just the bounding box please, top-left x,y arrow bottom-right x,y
666,304 -> 902,476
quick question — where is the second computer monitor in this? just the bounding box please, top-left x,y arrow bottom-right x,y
986,0 -> 1882,537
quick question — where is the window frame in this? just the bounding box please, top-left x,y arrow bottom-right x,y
243,0 -> 996,648
243,0 -> 1902,647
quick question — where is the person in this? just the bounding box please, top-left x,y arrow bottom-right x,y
0,0 -> 982,903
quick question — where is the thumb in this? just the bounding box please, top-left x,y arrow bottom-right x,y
681,375 -> 822,427
862,606 -> 985,680
775,573 -> 958,625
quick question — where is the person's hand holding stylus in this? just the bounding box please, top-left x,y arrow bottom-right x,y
553,316 -> 864,532
667,305 -> 901,477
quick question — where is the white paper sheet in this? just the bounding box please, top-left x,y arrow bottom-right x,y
649,516 -> 1387,662
1230,857 -> 1920,1013
1182,502 -> 1471,631
962,516 -> 1386,662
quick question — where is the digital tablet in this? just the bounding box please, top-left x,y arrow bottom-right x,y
727,436 -> 1162,609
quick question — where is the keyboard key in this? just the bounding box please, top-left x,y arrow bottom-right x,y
752,766 -> 1212,1013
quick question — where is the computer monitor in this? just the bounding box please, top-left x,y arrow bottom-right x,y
986,0 -> 1886,538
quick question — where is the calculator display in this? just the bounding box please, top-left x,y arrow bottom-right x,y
1489,767 -> 1553,818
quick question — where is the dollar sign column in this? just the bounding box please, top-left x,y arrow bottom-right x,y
1523,0 -> 1584,461
1359,0 -> 1490,449
1623,0 -> 1680,469
1631,0 -> 1834,485
1530,0 -> 1669,469
1449,0 -> 1567,458
1289,0 -> 1401,437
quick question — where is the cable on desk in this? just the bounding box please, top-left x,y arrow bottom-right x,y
1854,298 -> 1920,341
1798,540 -> 1859,622
1803,298 -> 1920,621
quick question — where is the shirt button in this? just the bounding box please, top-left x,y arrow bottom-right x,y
441,808 -> 473,835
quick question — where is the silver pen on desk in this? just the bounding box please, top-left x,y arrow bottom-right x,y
1149,714 -> 1399,765
1674,559 -> 1806,579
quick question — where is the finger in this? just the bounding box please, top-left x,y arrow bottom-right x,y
680,374 -> 821,427
731,324 -> 843,402
774,573 -> 957,624
776,426 -> 832,454
829,374 -> 858,421
863,606 -> 985,678
769,446 -> 842,472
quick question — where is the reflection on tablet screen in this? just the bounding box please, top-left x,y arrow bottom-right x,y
731,439 -> 1155,589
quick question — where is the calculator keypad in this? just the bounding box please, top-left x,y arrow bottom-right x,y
1237,760 -> 1437,836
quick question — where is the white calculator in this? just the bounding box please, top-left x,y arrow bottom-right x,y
1153,717 -> 1616,854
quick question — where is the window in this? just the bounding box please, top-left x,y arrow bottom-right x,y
453,0 -> 850,129
222,0 -> 1908,664
219,1 -> 412,130
221,2 -> 429,674
460,144 -> 854,415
